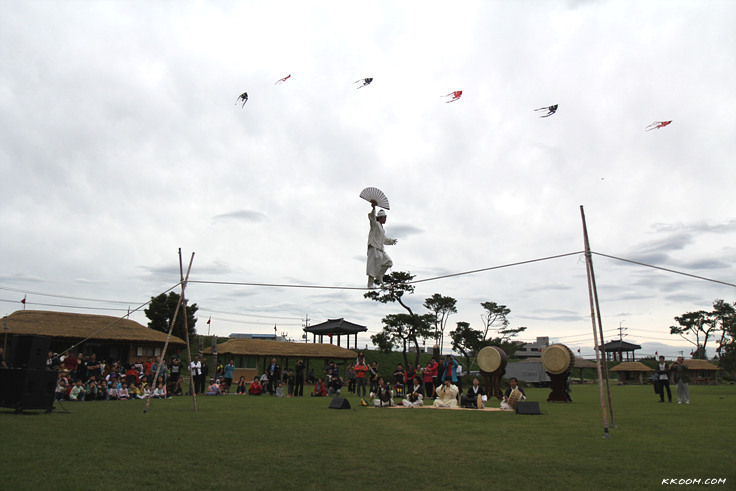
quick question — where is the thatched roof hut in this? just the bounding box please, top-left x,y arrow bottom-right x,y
610,361 -> 654,384
204,338 -> 358,382
2,310 -> 184,364
682,359 -> 720,385
572,357 -> 599,383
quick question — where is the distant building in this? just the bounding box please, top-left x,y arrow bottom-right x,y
514,336 -> 550,359
229,333 -> 288,342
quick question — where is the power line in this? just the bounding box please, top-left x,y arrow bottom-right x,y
0,285 -> 138,304
592,252 -> 736,288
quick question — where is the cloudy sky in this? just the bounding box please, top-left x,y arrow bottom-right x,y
2,0 -> 734,358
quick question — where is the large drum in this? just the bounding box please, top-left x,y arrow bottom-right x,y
477,346 -> 508,374
478,346 -> 508,400
541,344 -> 575,375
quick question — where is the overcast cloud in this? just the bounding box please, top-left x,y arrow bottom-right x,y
1,0 -> 734,358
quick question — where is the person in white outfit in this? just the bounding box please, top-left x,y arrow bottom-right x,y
366,201 -> 397,288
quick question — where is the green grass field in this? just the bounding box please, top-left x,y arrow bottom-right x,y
1,383 -> 734,491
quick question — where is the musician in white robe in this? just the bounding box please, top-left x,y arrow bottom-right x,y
367,202 -> 397,288
433,380 -> 459,408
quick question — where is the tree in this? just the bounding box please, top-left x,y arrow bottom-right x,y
364,271 -> 433,366
370,331 -> 395,354
144,292 -> 198,341
669,310 -> 715,359
450,321 -> 483,370
423,293 -> 457,354
479,301 -> 511,340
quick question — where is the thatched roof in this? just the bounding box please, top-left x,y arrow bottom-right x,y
573,357 -> 598,369
205,338 -> 357,359
304,318 -> 367,335
684,359 -> 719,371
610,361 -> 654,372
3,310 -> 185,345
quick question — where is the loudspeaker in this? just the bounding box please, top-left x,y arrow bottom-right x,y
0,368 -> 57,412
10,335 -> 51,369
328,397 -> 351,409
516,401 -> 542,415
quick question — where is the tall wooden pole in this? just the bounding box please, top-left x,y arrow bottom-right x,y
143,249 -> 194,414
580,206 -> 611,438
178,249 -> 198,412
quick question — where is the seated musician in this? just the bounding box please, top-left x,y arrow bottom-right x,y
500,377 -> 526,409
433,379 -> 459,408
370,377 -> 394,407
461,377 -> 488,409
401,378 -> 425,407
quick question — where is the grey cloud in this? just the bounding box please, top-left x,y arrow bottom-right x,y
213,210 -> 268,223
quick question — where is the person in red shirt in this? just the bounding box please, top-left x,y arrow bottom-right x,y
424,358 -> 438,399
249,376 -> 263,396
354,356 -> 369,398
311,378 -> 327,397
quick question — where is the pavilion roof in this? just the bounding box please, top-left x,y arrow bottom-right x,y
600,340 -> 642,352
303,318 -> 367,335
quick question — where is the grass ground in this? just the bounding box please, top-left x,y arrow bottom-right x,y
1,383 -> 734,491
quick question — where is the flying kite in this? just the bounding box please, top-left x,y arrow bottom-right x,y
275,74 -> 291,84
442,91 -> 463,103
235,92 -> 248,108
534,104 -> 558,117
354,77 -> 373,89
645,121 -> 672,131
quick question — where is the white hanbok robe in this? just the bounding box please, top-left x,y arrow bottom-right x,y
366,209 -> 396,281
433,384 -> 459,408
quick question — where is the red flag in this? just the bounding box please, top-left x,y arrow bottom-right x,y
655,351 -> 658,356
207,317 -> 211,325
690,351 -> 693,356
274,325 -> 277,332
328,332 -> 333,339
21,296 -> 26,304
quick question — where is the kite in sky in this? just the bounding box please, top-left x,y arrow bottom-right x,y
354,77 -> 373,89
275,74 -> 291,84
534,104 -> 558,117
645,121 -> 672,131
235,92 -> 248,108
442,91 -> 463,103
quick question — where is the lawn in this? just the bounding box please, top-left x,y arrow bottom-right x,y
1,383 -> 734,491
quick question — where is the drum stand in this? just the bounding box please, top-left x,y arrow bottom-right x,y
546,372 -> 572,402
481,369 -> 505,400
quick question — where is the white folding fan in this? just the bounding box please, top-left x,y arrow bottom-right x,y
359,187 -> 390,210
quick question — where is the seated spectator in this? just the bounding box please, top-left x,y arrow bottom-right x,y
207,379 -> 220,396
137,384 -> 151,399
125,364 -> 140,387
128,384 -> 139,399
153,382 -> 167,398
70,380 -> 85,401
117,383 -> 131,400
328,375 -> 343,396
274,382 -> 285,398
85,380 -> 99,401
311,378 -> 327,397
108,384 -> 119,400
249,377 -> 263,396
236,376 -> 247,395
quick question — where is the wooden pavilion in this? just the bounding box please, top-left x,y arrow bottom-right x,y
573,357 -> 599,383
303,318 -> 367,349
600,340 -> 642,362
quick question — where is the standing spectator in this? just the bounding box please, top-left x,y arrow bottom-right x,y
455,361 -> 463,395
440,355 -> 458,385
86,354 -> 101,381
223,359 -> 235,393
169,358 -> 181,385
294,360 -> 305,397
435,358 -> 445,394
76,354 -> 88,383
63,353 -> 79,381
355,357 -> 369,399
267,358 -> 280,395
347,364 -> 356,394
369,361 -> 380,394
200,357 -> 209,395
287,369 -> 295,397
190,355 -> 202,395
143,357 -> 154,383
671,357 -> 690,404
656,356 -> 672,403
423,358 -> 437,399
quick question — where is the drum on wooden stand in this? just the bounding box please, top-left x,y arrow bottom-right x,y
541,344 -> 574,402
478,346 -> 507,400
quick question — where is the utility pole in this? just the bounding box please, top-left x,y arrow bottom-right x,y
618,322 -> 628,341
302,314 -> 310,343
